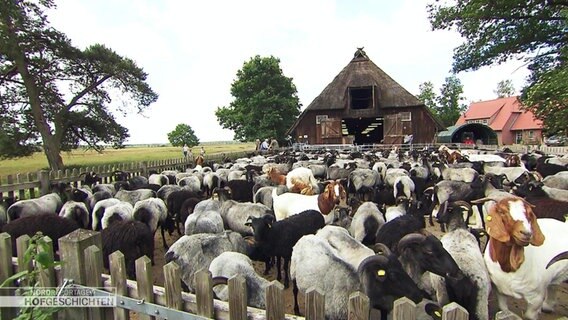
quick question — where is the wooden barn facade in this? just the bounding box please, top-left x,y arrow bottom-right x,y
286,48 -> 444,145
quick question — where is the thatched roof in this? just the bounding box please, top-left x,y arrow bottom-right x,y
305,48 -> 423,111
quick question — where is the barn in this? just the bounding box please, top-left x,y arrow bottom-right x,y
286,48 -> 445,145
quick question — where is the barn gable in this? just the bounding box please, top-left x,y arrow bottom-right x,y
287,48 -> 444,145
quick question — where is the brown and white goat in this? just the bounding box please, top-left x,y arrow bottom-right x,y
483,197 -> 568,320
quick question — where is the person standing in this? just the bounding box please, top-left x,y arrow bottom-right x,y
255,139 -> 261,151
200,146 -> 206,157
260,139 -> 269,152
182,144 -> 189,158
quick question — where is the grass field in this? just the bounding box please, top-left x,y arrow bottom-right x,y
0,143 -> 256,177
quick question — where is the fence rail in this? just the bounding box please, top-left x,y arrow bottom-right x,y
0,150 -> 251,200
0,230 -> 481,320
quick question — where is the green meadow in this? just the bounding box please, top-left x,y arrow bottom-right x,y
0,143 -> 256,178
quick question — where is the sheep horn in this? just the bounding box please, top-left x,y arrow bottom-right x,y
423,186 -> 434,193
470,197 -> 495,205
371,243 -> 392,256
397,233 -> 427,252
211,276 -> 229,287
546,251 -> 568,269
452,200 -> 471,212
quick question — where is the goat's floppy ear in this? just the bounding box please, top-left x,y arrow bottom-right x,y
485,201 -> 510,243
524,200 -> 545,246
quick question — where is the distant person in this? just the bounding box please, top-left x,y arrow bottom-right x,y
200,146 -> 206,157
182,144 -> 189,158
260,139 -> 269,152
255,139 -> 261,151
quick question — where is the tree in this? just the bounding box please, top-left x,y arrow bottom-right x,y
494,80 -> 516,98
215,55 -> 301,143
0,0 -> 158,170
417,81 -> 437,110
427,0 -> 567,134
167,124 -> 199,147
417,76 -> 467,128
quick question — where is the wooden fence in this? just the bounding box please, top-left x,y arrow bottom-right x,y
0,230 -> 490,320
0,150 -> 251,201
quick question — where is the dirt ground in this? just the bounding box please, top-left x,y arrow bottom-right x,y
147,219 -> 568,319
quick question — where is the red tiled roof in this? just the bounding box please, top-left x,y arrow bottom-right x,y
510,110 -> 543,130
455,96 -> 542,131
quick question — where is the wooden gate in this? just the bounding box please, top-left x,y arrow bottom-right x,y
382,113 -> 412,144
320,118 -> 342,141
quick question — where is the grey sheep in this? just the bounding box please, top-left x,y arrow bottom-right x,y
164,231 -> 248,292
184,210 -> 224,235
114,188 -> 156,206
208,251 -> 270,309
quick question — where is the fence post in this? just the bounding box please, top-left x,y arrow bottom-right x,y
441,302 -> 468,320
84,245 -> 106,320
391,297 -> 416,320
195,269 -> 214,318
0,233 -> 17,320
163,262 -> 182,313
305,288 -> 325,320
38,170 -> 50,196
58,229 -> 102,319
228,275 -> 247,320
109,251 -> 128,320
265,281 -> 284,320
348,291 -> 369,320
141,161 -> 148,177
135,256 -> 154,320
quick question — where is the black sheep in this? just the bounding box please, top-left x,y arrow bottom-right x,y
245,210 -> 325,288
512,180 -> 568,222
1,214 -> 79,257
102,220 -> 154,279
225,179 -> 255,202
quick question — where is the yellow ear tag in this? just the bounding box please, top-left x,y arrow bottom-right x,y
377,269 -> 386,276
435,311 -> 441,317
486,215 -> 492,221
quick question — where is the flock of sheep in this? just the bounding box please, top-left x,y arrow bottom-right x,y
1,144 -> 568,320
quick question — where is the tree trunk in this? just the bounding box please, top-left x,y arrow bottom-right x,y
2,10 -> 64,171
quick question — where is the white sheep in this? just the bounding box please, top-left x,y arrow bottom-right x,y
59,200 -> 90,229
286,166 -> 320,195
101,201 -> 134,229
393,175 -> 415,199
315,225 -> 374,270
348,201 -> 385,245
184,209 -> 224,235
271,180 -> 345,224
114,188 -> 155,206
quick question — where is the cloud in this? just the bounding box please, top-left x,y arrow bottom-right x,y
47,0 -> 529,144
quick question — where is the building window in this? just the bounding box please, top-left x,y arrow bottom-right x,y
528,130 -> 534,139
349,87 -> 374,110
466,119 -> 489,124
315,115 -> 328,124
400,112 -> 411,121
516,131 -> 522,144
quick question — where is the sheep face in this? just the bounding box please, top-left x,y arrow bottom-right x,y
486,198 -> 545,271
358,254 -> 424,312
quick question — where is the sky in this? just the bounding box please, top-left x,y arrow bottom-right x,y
47,0 -> 530,144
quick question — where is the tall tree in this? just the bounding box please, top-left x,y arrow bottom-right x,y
438,75 -> 468,127
0,0 -> 158,170
417,76 -> 467,128
427,0 -> 567,134
215,55 -> 301,142
417,81 -> 437,110
167,124 -> 199,147
494,80 -> 516,98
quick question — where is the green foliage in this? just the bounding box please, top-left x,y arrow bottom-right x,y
494,80 -> 516,98
167,123 -> 200,147
427,0 -> 567,134
417,81 -> 437,110
215,55 -> 301,142
418,75 -> 467,128
1,232 -> 63,320
0,0 -> 158,169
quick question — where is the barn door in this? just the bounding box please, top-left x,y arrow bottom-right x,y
383,114 -> 402,144
320,118 -> 341,139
